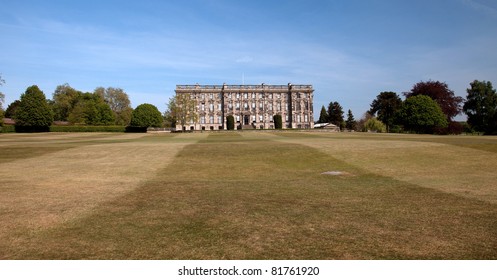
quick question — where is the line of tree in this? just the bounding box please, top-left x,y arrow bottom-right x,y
1,83 -> 165,133
317,80 -> 497,135
3,84 -> 134,127
366,80 -> 497,134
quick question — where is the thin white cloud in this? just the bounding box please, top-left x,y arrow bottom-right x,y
462,0 -> 497,17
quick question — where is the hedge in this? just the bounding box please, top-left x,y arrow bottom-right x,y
50,126 -> 126,132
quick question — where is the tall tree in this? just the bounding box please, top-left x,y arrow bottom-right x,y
52,83 -> 82,121
405,80 -> 463,121
168,93 -> 198,131
96,87 -> 133,126
397,95 -> 448,134
0,74 -> 5,125
327,101 -> 344,128
14,85 -> 54,132
369,91 -> 402,132
317,105 -> 328,123
345,109 -> 357,131
463,80 -> 497,134
68,92 -> 114,125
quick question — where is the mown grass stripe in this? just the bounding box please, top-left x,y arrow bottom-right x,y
6,132 -> 497,259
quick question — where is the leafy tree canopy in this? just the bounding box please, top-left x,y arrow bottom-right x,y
130,103 -> 163,128
463,80 -> 497,134
405,80 -> 463,121
14,85 -> 54,130
398,95 -> 448,134
369,91 -> 402,132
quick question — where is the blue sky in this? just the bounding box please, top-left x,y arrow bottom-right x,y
1,0 -> 497,120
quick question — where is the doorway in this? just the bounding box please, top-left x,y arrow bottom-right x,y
244,115 -> 250,125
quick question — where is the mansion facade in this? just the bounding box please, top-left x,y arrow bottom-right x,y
175,83 -> 314,131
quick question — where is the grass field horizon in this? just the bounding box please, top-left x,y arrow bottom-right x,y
1,131 -> 496,259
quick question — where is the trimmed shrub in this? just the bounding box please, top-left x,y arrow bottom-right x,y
273,114 -> 283,129
226,115 -> 235,130
50,125 -> 126,133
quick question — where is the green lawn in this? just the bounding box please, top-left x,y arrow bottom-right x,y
1,132 -> 496,259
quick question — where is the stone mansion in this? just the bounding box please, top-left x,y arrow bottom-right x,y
174,83 -> 314,131
175,83 -> 314,130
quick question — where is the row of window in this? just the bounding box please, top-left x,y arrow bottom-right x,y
198,114 -> 310,124
199,101 -> 310,111
192,92 -> 311,100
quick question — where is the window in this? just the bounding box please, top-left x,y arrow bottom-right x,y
259,115 -> 263,121
244,93 -> 248,98
236,115 -> 240,122
269,104 -> 273,110
252,102 -> 255,109
209,116 -> 214,123
228,93 -> 232,98
304,115 -> 308,122
209,93 -> 213,100
209,103 -> 214,111
252,116 -> 256,122
236,93 -> 240,99
251,93 -> 255,98
236,102 -> 240,109
200,116 -> 205,124
244,102 -> 248,109
217,116 -> 222,124
229,103 -> 233,109
259,102 -> 263,110
277,103 -> 281,111
201,103 -> 205,111
217,104 -> 221,110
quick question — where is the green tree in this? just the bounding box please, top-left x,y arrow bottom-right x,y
327,101 -> 344,128
95,87 -> 133,125
369,91 -> 402,132
363,117 -> 386,133
67,93 -> 114,125
345,109 -> 357,131
317,105 -> 328,123
463,80 -> 497,134
4,100 -> 20,118
405,80 -> 463,121
226,115 -> 235,130
168,93 -> 198,131
273,114 -> 283,129
52,84 -> 82,121
130,103 -> 163,128
14,85 -> 54,132
0,74 -> 5,126
397,95 -> 448,134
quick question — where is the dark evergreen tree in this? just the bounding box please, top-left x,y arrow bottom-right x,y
345,109 -> 357,131
318,105 -> 328,123
327,101 -> 344,127
369,91 -> 402,132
